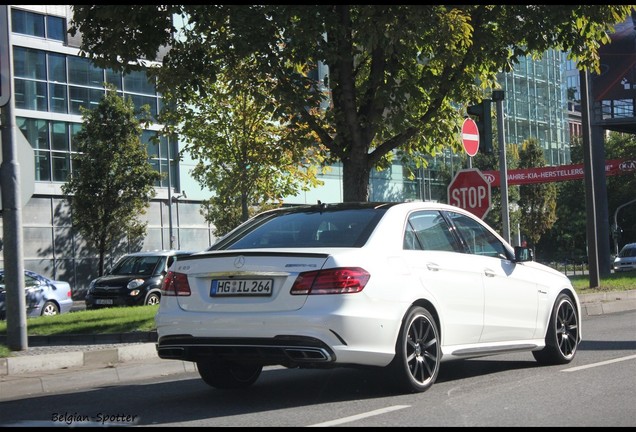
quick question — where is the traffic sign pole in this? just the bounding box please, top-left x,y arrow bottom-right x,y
492,90 -> 510,244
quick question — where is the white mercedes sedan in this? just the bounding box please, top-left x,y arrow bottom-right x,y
155,201 -> 581,394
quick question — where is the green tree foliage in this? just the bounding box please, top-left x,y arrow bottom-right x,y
69,5 -> 633,202
537,133 -> 636,262
61,87 -> 161,276
160,59 -> 324,234
517,138 -> 558,247
537,179 -> 587,262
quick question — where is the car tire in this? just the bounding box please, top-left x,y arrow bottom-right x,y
532,293 -> 579,365
41,300 -> 60,316
145,292 -> 161,306
388,305 -> 440,393
196,360 -> 263,389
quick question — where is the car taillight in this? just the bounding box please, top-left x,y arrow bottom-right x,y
290,267 -> 370,295
162,271 -> 191,296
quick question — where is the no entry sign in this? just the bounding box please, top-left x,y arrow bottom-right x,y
461,118 -> 480,157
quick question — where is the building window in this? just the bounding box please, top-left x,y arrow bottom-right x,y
106,69 -> 123,90
68,56 -> 104,87
123,69 -> 156,95
13,45 -> 168,185
48,53 -> 67,83
49,83 -> 68,113
11,8 -> 45,38
46,15 -> 66,42
143,131 -> 178,189
11,8 -> 66,42
14,79 -> 47,111
129,93 -> 158,120
52,153 -> 70,182
14,46 -> 46,80
51,121 -> 69,151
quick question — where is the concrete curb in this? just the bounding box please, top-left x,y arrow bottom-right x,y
0,343 -> 158,376
0,354 -> 197,401
579,290 -> 636,316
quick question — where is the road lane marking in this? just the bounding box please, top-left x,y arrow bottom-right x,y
562,354 -> 636,372
307,405 -> 411,427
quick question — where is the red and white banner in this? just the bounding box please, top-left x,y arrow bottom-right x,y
482,159 -> 636,187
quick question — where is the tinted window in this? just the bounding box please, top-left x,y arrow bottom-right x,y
404,210 -> 461,252
446,211 -> 509,259
619,246 -> 636,258
111,256 -> 163,276
219,208 -> 385,250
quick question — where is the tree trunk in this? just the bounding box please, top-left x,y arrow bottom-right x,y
98,249 -> 105,277
241,191 -> 249,222
341,156 -> 371,202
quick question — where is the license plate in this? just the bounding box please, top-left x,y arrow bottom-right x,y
96,299 -> 113,305
210,279 -> 273,296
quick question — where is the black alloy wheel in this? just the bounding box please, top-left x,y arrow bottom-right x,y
389,306 -> 440,393
533,293 -> 579,365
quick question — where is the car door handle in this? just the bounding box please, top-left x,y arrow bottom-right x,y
484,269 -> 496,277
426,263 -> 440,272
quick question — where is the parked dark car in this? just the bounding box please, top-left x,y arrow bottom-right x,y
85,250 -> 193,309
0,269 -> 73,319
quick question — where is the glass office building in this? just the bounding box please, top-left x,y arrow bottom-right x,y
498,50 -> 571,166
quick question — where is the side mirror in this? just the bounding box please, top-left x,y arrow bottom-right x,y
514,246 -> 534,262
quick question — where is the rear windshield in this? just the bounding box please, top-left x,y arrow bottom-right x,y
110,255 -> 163,276
215,208 -> 386,250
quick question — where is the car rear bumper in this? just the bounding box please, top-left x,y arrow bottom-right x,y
155,301 -> 402,368
156,334 -> 336,368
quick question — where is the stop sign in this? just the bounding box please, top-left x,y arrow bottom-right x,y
447,168 -> 491,219
461,118 -> 479,157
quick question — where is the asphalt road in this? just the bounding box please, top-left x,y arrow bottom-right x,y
0,310 -> 634,427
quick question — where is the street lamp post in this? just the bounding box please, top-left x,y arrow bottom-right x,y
492,89 -> 510,244
171,191 -> 187,250
166,139 -> 174,250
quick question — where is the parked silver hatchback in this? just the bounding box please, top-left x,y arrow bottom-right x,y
614,243 -> 636,272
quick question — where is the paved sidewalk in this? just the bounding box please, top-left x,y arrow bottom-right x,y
1,290 -> 635,401
0,350 -> 196,401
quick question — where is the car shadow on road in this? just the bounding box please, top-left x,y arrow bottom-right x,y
0,359 -> 544,427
